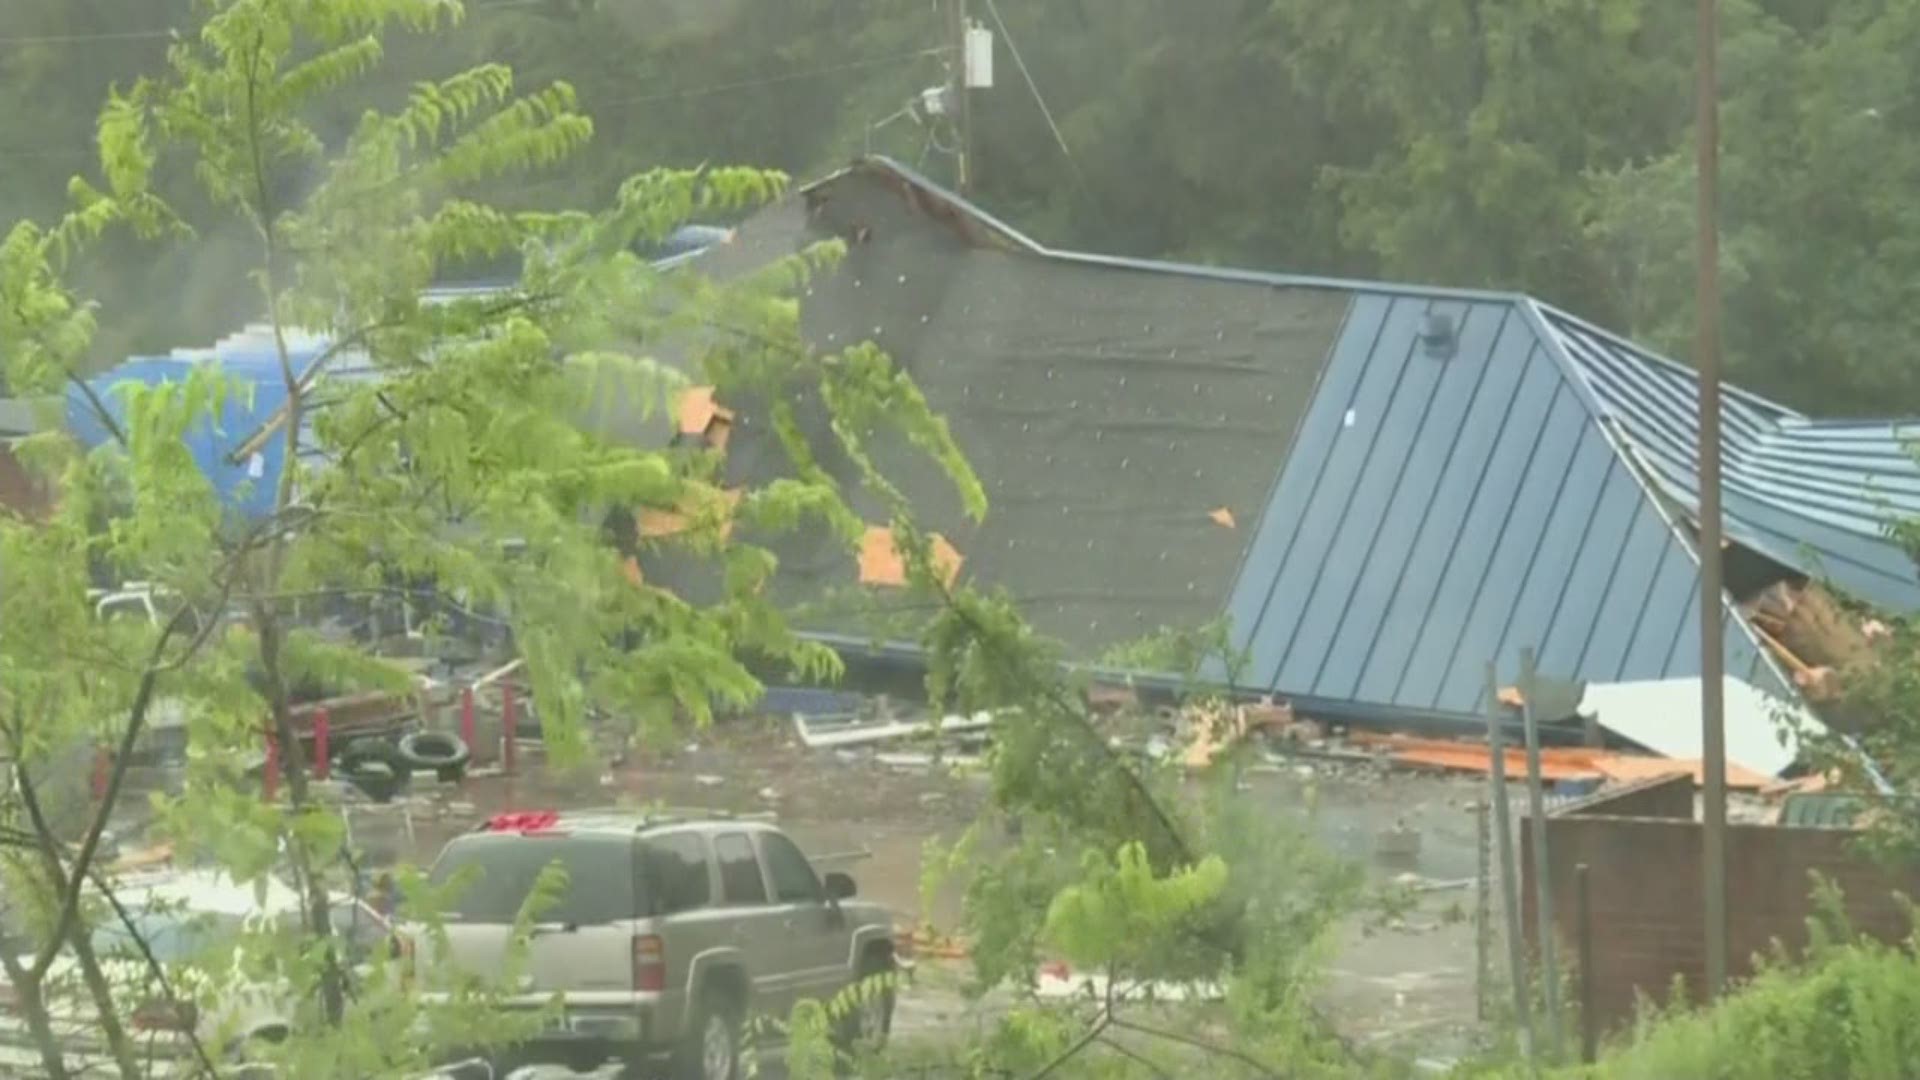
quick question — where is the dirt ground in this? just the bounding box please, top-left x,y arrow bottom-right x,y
310,716 -> 1493,1066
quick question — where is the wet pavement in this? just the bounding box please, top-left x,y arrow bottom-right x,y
109,715 -> 1495,1066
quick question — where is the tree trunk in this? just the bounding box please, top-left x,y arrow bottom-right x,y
0,959 -> 71,1080
65,924 -> 141,1080
255,609 -> 349,1025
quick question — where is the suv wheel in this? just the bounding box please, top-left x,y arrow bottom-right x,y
675,992 -> 741,1080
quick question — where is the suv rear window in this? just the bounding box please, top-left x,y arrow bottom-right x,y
429,834 -> 637,925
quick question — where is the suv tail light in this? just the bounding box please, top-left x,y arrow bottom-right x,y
131,998 -> 198,1033
631,934 -> 665,992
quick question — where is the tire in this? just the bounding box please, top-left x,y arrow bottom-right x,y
337,741 -> 406,803
673,989 -> 742,1080
835,951 -> 897,1053
341,758 -> 404,802
396,730 -> 471,776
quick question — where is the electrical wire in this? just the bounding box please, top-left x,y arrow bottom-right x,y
594,47 -> 948,110
0,44 -> 947,159
0,0 -> 551,47
0,28 -> 174,46
979,0 -> 1088,192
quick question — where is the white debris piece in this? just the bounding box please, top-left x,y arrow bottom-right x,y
792,710 -> 993,750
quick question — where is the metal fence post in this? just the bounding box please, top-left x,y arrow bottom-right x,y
1476,798 -> 1492,1023
1577,862 -> 1598,1063
501,683 -> 519,776
313,707 -> 331,782
1486,662 -> 1536,1066
1520,648 -> 1564,1061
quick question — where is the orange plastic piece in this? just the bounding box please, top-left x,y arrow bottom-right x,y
859,526 -> 963,588
1209,506 -> 1236,529
1589,755 -> 1768,791
675,386 -> 734,435
1390,745 -> 1604,784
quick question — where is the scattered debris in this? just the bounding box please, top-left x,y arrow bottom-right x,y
1579,676 -> 1819,779
792,710 -> 993,750
1033,961 -> 1224,1002
1376,822 -> 1421,863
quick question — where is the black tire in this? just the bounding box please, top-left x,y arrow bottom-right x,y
835,951 -> 897,1054
673,987 -> 742,1080
336,735 -> 397,769
337,744 -> 406,802
396,730 -> 471,775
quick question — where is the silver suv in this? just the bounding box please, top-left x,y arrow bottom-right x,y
413,809 -> 899,1080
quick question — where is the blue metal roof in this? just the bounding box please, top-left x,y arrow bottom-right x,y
1538,307 -> 1920,612
1213,293 -> 1792,715
785,158 -> 1916,721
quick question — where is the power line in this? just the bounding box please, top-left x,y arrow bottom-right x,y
0,28 -> 174,47
0,0 -> 546,48
596,48 -> 947,110
1,49 -> 944,160
979,0 -> 1086,192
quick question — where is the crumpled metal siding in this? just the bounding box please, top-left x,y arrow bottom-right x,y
1540,307 -> 1920,611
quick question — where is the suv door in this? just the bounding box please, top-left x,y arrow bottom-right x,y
711,831 -> 786,1014
754,831 -> 849,1002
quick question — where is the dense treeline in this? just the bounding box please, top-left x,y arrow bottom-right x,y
5,0 -> 1920,414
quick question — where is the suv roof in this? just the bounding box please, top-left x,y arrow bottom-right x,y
469,807 -> 780,839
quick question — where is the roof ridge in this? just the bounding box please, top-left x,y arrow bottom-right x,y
1528,300 -> 1803,422
846,156 -> 1530,305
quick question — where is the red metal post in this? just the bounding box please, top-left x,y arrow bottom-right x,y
312,707 -> 331,782
460,686 -> 477,765
91,746 -> 110,802
502,683 -> 518,775
263,734 -> 281,802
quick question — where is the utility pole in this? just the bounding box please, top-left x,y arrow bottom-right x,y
1695,0 -> 1729,1000
947,0 -> 972,193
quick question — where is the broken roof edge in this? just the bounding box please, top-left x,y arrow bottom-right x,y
819,156 -> 1531,307
1602,425 -> 1808,710
801,630 -> 1569,743
1530,299 -> 1804,423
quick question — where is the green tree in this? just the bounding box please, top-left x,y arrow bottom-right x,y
0,0 -> 983,1076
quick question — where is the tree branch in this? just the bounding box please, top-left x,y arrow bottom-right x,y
1025,1010 -> 1109,1080
1107,1016 -> 1284,1077
31,599 -> 197,980
1096,1034 -> 1174,1079
82,864 -> 223,1078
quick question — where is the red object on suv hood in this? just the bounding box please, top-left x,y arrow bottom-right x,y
482,811 -> 562,833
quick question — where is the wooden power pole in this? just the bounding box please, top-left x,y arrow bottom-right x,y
1695,0 -> 1729,1000
947,0 -> 972,193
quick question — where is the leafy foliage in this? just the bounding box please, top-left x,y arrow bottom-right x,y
17,1 -> 1920,414
0,1 -> 983,1077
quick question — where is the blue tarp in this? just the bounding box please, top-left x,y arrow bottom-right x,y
67,336 -> 324,521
